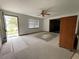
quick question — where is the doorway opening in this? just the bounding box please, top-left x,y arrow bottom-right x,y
49,19 -> 60,33
4,15 -> 18,38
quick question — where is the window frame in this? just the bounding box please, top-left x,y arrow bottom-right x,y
28,19 -> 39,29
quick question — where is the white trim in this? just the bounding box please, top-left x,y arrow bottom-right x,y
75,16 -> 79,34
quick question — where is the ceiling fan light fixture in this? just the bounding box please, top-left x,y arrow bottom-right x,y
40,10 -> 50,17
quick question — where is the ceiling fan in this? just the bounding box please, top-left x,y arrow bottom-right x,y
40,9 -> 50,17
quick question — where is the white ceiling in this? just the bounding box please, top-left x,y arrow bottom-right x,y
0,0 -> 79,18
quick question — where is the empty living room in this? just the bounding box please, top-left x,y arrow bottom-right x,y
0,0 -> 79,59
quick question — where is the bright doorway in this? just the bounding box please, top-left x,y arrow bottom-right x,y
4,15 -> 18,38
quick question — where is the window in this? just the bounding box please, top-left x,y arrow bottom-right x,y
28,19 -> 39,28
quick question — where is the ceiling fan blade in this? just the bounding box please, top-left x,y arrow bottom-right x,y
42,14 -> 45,17
38,9 -> 51,17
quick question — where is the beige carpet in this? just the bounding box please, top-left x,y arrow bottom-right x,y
0,32 -> 74,59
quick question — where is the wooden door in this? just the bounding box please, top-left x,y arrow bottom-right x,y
59,16 -> 77,49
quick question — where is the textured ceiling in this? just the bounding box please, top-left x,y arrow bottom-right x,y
0,0 -> 79,18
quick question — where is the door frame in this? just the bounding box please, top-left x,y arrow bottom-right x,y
4,14 -> 20,36
0,11 -> 7,44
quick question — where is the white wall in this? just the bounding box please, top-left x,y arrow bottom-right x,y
3,10 -> 44,35
43,19 -> 49,31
